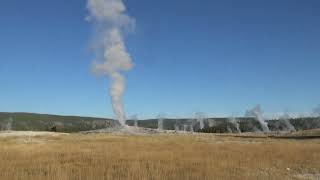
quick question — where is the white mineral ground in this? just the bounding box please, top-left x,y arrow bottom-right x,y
0,131 -> 68,138
1,127 -> 319,138
82,125 -> 195,135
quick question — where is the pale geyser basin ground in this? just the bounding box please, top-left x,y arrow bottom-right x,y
0,129 -> 319,180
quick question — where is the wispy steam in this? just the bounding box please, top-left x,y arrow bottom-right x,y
279,113 -> 296,132
157,113 -> 166,130
87,0 -> 135,126
245,105 -> 270,132
312,104 -> 320,117
195,112 -> 206,129
129,114 -> 138,127
5,117 -> 12,131
228,116 -> 241,133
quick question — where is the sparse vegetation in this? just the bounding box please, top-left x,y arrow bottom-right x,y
0,133 -> 319,180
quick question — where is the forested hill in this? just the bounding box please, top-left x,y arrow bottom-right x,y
0,112 -> 117,132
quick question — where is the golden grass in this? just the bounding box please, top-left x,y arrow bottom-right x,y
0,133 -> 319,180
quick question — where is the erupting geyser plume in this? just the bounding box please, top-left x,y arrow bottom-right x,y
157,114 -> 165,130
279,112 -> 296,132
195,112 -> 206,129
174,120 -> 180,131
228,116 -> 241,133
87,0 -> 135,126
245,105 -> 270,132
5,117 -> 12,131
129,114 -> 138,127
189,119 -> 194,132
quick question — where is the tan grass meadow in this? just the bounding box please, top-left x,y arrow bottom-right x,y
0,132 -> 319,180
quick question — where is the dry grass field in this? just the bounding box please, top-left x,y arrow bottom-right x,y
0,131 -> 319,180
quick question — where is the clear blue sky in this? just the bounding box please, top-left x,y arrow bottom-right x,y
0,0 -> 319,119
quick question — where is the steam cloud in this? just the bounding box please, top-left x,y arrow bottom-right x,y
157,113 -> 165,130
313,104 -> 320,117
129,114 -> 138,127
87,0 -> 135,126
228,116 -> 241,133
245,105 -> 270,132
279,113 -> 296,132
195,112 -> 206,129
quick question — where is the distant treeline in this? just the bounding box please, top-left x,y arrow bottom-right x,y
127,117 -> 320,133
0,112 -> 319,133
0,112 -> 118,132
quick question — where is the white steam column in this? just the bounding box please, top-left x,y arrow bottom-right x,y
175,120 -> 179,131
87,0 -> 135,126
279,113 -> 296,132
195,112 -> 206,129
134,120 -> 138,127
130,114 -> 138,127
229,117 -> 241,133
5,117 -> 13,131
245,105 -> 270,132
157,114 -> 165,130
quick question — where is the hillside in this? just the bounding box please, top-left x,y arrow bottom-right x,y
0,112 -> 118,132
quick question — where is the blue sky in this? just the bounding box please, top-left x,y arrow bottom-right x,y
0,0 -> 319,119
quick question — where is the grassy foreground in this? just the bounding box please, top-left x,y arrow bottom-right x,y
0,132 -> 319,180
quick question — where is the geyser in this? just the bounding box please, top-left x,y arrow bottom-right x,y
245,105 -> 270,132
279,112 -> 296,132
228,117 -> 241,133
5,117 -> 12,131
157,114 -> 165,130
129,114 -> 138,127
87,0 -> 135,126
195,112 -> 206,129
174,120 -> 179,131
